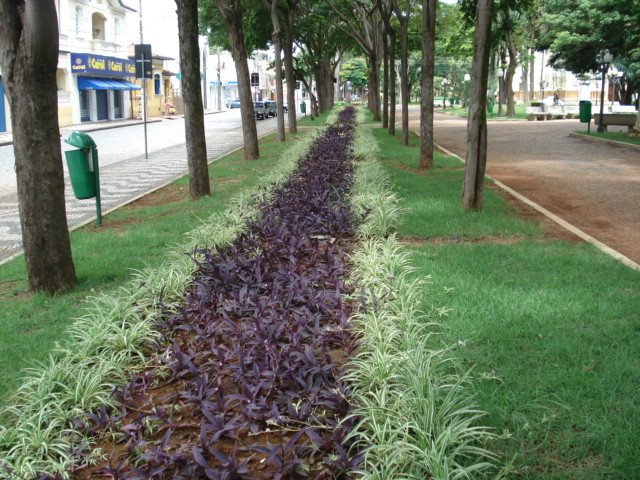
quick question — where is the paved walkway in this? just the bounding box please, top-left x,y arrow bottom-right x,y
0,113 -> 280,263
408,107 -> 640,264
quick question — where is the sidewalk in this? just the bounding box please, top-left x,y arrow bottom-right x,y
0,110 -> 275,264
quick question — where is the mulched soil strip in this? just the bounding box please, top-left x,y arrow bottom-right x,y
66,108 -> 361,480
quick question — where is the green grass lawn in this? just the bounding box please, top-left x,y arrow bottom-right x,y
376,128 -> 640,479
574,130 -> 640,146
0,133 -> 306,405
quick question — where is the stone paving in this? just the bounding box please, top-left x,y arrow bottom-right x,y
0,112 -> 281,263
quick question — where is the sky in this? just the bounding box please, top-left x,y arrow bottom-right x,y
125,0 -> 180,61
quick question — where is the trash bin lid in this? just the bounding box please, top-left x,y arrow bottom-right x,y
64,131 -> 97,149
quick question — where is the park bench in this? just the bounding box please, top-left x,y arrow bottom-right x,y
592,112 -> 638,132
562,102 -> 580,119
526,105 -> 548,121
546,105 -> 567,119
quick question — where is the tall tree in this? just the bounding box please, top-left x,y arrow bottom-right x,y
176,0 -> 211,198
419,0 -> 436,169
377,0 -> 397,134
0,0 -> 77,294
262,0 -> 285,141
280,0 -> 299,133
331,0 -> 383,121
461,0 -> 493,211
212,0 -> 260,159
393,0 -> 411,145
295,1 -> 344,113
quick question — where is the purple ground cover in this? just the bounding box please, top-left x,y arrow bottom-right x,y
67,108 -> 363,479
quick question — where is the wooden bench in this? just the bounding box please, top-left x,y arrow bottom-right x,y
592,112 -> 637,132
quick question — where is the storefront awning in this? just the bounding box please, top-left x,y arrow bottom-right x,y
77,77 -> 141,91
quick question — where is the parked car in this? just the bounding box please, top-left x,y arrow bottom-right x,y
253,101 -> 268,120
264,101 -> 277,117
228,99 -> 240,109
264,101 -> 288,117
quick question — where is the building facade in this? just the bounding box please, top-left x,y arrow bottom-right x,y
0,0 -> 140,133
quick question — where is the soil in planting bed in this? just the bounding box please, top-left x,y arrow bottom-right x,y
67,109 -> 362,480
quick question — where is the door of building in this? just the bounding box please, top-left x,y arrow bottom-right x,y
0,77 -> 6,133
80,90 -> 90,122
113,91 -> 123,119
96,90 -> 108,120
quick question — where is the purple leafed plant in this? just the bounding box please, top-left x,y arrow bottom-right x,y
65,108 -> 362,480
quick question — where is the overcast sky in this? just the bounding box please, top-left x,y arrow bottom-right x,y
126,0 -> 180,60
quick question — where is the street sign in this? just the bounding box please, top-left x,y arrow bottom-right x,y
134,44 -> 152,79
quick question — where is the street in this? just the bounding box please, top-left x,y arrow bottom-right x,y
0,110 -> 282,261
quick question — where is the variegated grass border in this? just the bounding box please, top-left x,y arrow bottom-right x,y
345,124 -> 497,479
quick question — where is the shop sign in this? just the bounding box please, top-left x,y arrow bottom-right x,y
70,53 -> 135,77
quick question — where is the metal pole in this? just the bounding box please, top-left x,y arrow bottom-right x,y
92,147 -> 102,227
597,62 -> 607,133
202,46 -> 207,109
142,52 -> 148,158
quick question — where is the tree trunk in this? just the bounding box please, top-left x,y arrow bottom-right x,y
529,52 -> 535,100
370,52 -> 381,121
394,0 -> 409,146
504,21 -> 517,117
0,0 -> 77,294
263,0 -> 285,141
382,31 -> 389,128
419,0 -> 435,170
462,0 -> 493,212
214,0 -> 259,160
176,0 -> 210,198
283,7 -> 297,133
522,59 -> 529,103
388,29 -> 396,134
632,86 -> 640,137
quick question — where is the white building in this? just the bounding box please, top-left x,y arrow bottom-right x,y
0,0 -> 140,133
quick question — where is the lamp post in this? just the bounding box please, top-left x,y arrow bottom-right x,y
441,78 -> 449,109
463,73 -> 471,112
596,49 -> 613,133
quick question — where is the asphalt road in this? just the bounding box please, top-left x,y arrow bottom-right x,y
409,108 -> 640,264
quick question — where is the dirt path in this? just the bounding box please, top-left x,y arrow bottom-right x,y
408,108 -> 640,264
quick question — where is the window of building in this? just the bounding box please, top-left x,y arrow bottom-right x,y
92,12 -> 106,40
75,5 -> 83,36
154,73 -> 161,95
114,17 -> 121,41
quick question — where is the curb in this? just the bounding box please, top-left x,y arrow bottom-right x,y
434,143 -> 640,272
568,131 -> 640,152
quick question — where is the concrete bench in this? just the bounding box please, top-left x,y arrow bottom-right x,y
563,103 -> 580,119
547,106 -> 567,119
611,105 -> 637,114
526,106 -> 548,121
592,112 -> 638,132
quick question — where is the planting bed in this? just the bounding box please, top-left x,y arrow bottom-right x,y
61,109 -> 361,479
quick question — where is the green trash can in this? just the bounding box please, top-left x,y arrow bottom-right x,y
299,101 -> 306,114
64,131 -> 97,199
487,97 -> 495,114
579,100 -> 592,123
